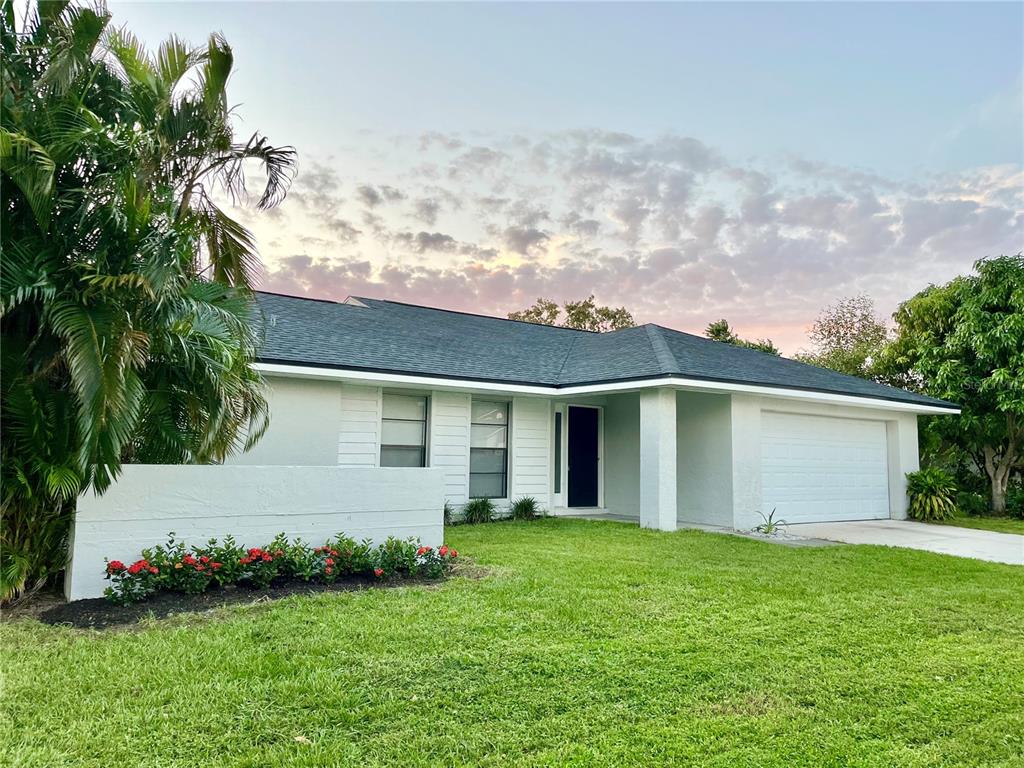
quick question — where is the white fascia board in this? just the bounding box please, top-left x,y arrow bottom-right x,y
254,363 -> 554,396
254,363 -> 961,416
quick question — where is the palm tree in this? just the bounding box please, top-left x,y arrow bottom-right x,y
0,0 -> 296,601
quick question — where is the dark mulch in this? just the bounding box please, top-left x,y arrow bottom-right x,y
34,576 -> 443,631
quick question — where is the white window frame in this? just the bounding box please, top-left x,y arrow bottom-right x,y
469,399 -> 510,500
379,392 -> 429,468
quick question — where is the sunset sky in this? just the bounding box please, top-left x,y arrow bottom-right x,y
111,1 -> 1023,352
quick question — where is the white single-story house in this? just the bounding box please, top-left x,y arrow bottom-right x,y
230,292 -> 959,531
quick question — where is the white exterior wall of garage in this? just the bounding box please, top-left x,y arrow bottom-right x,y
229,373 -> 923,529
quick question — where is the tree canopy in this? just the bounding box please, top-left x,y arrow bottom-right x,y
796,295 -> 890,379
704,319 -> 780,355
879,255 -> 1023,513
509,296 -> 636,332
0,0 -> 295,599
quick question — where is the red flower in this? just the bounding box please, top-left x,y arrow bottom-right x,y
240,557 -> 251,565
196,565 -> 205,571
330,549 -> 338,557
199,555 -> 210,564
325,558 -> 335,566
373,568 -> 384,577
149,567 -> 159,575
449,550 -> 458,558
417,546 -> 431,556
261,553 -> 272,562
211,562 -> 222,569
325,566 -> 333,575
274,549 -> 284,557
107,560 -> 125,573
439,545 -> 448,557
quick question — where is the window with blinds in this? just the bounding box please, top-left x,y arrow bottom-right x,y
470,400 -> 508,498
380,394 -> 427,467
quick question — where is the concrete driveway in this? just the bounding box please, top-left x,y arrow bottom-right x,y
787,519 -> 1024,566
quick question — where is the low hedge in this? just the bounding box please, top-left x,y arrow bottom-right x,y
103,533 -> 458,605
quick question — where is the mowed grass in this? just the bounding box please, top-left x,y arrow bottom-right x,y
2,519 -> 1023,768
931,516 -> 1024,535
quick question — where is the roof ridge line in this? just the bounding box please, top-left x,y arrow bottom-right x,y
353,296 -> 598,334
644,324 -> 679,374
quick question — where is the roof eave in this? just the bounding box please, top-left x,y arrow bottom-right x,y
253,360 -> 960,415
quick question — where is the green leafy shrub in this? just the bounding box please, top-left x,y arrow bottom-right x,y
103,532 -> 459,604
238,545 -> 287,589
194,536 -> 246,586
375,537 -> 418,577
1007,482 -> 1024,520
415,544 -> 459,578
142,535 -> 217,595
443,501 -> 454,526
327,535 -> 376,574
906,468 -> 957,521
462,498 -> 495,525
104,558 -> 162,605
510,496 -> 542,521
956,490 -> 989,518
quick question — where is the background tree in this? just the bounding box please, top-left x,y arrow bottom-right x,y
704,319 -> 780,355
796,295 -> 890,379
509,295 -> 635,332
878,255 -> 1023,514
0,0 -> 295,600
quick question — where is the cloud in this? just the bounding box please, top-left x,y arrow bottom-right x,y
355,184 -> 405,208
412,231 -> 458,253
502,226 -> 549,255
412,198 -> 442,225
250,128 -> 1023,353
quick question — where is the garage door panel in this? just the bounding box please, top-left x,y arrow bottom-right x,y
761,412 -> 889,523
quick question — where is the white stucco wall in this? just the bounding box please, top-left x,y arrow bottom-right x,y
676,391 -> 733,527
66,465 -> 444,601
603,393 -> 640,518
227,376 -> 343,466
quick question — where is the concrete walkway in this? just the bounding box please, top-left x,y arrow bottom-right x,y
788,519 -> 1024,566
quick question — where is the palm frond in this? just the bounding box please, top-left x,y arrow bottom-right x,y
0,128 -> 56,226
199,32 -> 232,117
225,133 -> 297,210
36,3 -> 109,95
192,198 -> 260,287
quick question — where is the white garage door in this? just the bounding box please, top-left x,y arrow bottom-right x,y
761,412 -> 890,523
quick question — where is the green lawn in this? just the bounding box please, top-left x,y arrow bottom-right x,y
3,519 -> 1023,767
931,516 -> 1024,535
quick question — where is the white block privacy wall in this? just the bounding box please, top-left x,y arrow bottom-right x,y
65,465 -> 444,601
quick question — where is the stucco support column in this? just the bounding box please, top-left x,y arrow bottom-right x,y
886,414 -> 919,520
639,388 -> 677,531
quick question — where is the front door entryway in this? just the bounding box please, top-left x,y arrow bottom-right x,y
568,406 -> 599,507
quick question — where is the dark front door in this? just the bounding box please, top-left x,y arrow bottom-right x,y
568,406 -> 599,507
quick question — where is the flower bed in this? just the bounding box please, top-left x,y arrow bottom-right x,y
104,533 -> 458,605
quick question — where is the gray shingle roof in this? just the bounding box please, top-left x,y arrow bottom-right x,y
254,292 -> 956,409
